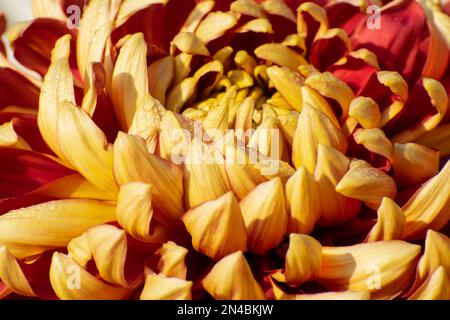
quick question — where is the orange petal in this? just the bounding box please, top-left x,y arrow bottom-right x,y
111,33 -> 148,130
240,178 -> 287,255
184,138 -> 231,208
285,234 -> 322,286
114,132 -> 185,228
182,192 -> 247,260
402,161 -> 450,240
319,241 -> 421,299
68,224 -> 129,287
285,167 -> 320,234
292,104 -> 347,173
314,144 -> 360,226
393,142 -> 440,188
366,197 -> 405,242
50,252 -> 131,300
140,273 -> 192,300
0,199 -> 116,259
336,160 -> 397,209
157,241 -> 188,279
202,251 -> 266,300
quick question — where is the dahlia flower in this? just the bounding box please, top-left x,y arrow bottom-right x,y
0,0 -> 449,300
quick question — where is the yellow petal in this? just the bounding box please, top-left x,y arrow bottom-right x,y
319,241 -> 421,299
285,167 -> 320,234
68,224 -> 129,287
402,161 -> 450,240
57,101 -> 117,193
234,50 -> 258,75
157,241 -> 188,279
223,146 -> 266,200
116,182 -> 153,242
262,0 -> 296,22
203,86 -> 236,140
0,200 -> 116,259
31,0 -> 66,20
248,116 -> 285,160
50,252 -> 131,300
393,142 -> 440,188
240,178 -> 288,255
336,160 -> 397,209
366,197 -> 405,242
228,69 -> 254,89
235,97 -> 255,136
202,251 -> 266,300
38,35 -> 75,162
231,0 -> 266,18
0,121 -> 31,150
301,86 -> 340,127
112,33 -> 148,130
353,128 -> 394,162
255,43 -> 307,71
182,192 -> 247,260
277,111 -> 299,146
114,132 -> 185,227
305,71 -> 354,120
377,71 -> 408,127
181,0 -> 215,33
419,0 -> 450,80
171,32 -> 210,56
285,234 -> 322,286
140,273 -> 192,300
0,246 -> 35,297
128,94 -> 165,146
29,174 -> 117,201
158,111 -> 194,160
173,53 -> 193,85
409,266 -> 450,300
166,77 -> 197,112
147,56 -> 174,105
266,66 -> 304,111
297,2 -> 328,40
415,124 -> 450,158
184,138 -> 231,208
314,144 -> 361,226
77,0 -> 113,80
238,18 -> 273,34
292,104 -> 347,173
415,230 -> 450,289
349,48 -> 379,69
196,11 -> 238,44
348,97 -> 381,130
212,46 -> 234,71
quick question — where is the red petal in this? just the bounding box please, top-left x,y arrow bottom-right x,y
350,0 -> 429,85
0,12 -> 5,55
0,148 -> 75,199
12,18 -> 77,77
0,67 -> 40,110
310,34 -> 349,71
326,2 -> 365,36
19,251 -> 58,300
329,55 -> 394,112
89,63 -> 120,143
11,117 -> 54,154
111,0 -> 196,63
383,78 -> 438,137
0,195 -> 53,216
